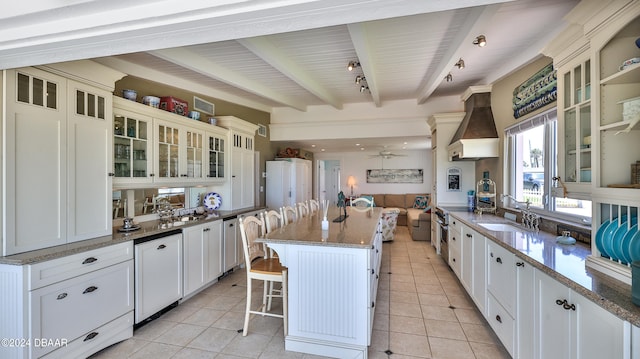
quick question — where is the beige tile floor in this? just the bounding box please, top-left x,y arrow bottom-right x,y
91,226 -> 510,359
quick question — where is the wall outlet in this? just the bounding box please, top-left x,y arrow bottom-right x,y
260,186 -> 264,192
262,172 -> 267,178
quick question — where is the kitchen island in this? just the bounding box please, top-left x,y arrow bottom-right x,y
258,206 -> 383,359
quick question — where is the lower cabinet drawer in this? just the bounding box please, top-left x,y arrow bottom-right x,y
487,293 -> 515,356
41,311 -> 133,359
30,260 -> 134,357
449,246 -> 461,277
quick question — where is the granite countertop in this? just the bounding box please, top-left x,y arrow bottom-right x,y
259,206 -> 382,248
447,210 -> 640,327
0,207 -> 266,266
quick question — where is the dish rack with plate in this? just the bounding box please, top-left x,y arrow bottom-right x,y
587,200 -> 640,285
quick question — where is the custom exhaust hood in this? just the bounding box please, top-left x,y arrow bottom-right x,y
448,87 -> 499,161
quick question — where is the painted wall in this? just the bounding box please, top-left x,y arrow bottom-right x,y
477,56 -> 556,196
315,149 -> 432,197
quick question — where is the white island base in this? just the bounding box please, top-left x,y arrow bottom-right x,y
260,207 -> 383,359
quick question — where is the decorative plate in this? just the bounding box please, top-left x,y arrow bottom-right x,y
626,225 -> 640,262
203,192 -> 222,211
602,219 -> 621,261
595,219 -> 611,258
612,221 -> 630,264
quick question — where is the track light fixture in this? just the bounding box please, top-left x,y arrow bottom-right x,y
455,58 -> 465,69
360,85 -> 369,93
347,61 -> 360,71
355,75 -> 366,84
473,35 -> 487,47
445,73 -> 453,82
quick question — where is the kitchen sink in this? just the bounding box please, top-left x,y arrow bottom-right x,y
477,222 -> 523,232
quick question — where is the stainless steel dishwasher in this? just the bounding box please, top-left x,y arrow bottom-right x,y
134,229 -> 183,325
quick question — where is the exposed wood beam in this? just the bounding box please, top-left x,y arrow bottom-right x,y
93,56 -> 273,113
151,47 -> 308,111
237,37 -> 343,110
416,4 -> 500,104
347,23 -> 381,107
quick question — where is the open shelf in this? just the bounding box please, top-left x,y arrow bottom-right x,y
600,119 -> 640,132
601,63 -> 640,85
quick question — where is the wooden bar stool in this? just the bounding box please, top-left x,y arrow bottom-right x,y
238,215 -> 288,336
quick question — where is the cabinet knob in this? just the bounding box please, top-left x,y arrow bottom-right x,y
452,258 -> 456,262
490,252 -> 494,258
150,173 -> 155,177
108,172 -> 115,177
157,244 -> 167,250
82,257 -> 98,265
83,286 -> 98,294
495,315 -> 502,323
84,332 -> 99,341
452,236 -> 456,241
496,257 -> 502,264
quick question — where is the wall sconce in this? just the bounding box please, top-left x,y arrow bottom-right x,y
355,75 -> 365,84
347,176 -> 356,196
347,61 -> 360,71
455,58 -> 465,69
473,35 -> 487,47
445,73 -> 453,82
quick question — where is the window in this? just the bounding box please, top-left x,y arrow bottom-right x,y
505,108 -> 591,221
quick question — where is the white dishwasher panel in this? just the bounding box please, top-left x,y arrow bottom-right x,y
134,232 -> 183,324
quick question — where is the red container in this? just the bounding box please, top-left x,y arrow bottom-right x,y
160,96 -> 188,116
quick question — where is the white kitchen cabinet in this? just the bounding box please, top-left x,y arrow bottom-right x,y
183,220 -> 223,298
557,54 -> 592,192
468,227 -> 486,315
3,64 -> 119,256
534,270 -> 626,359
515,257 -> 534,359
223,218 -> 239,272
487,241 -> 516,316
448,220 -> 461,277
0,241 -> 134,359
266,158 -> 312,210
112,97 -> 229,188
460,225 -> 473,294
134,233 -> 183,324
215,116 -> 259,210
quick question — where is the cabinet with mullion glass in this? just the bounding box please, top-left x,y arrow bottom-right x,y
156,122 -> 180,181
207,134 -> 225,180
560,56 -> 592,187
113,110 -> 152,185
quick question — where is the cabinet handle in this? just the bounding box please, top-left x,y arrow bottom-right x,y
181,174 -> 188,177
158,244 -> 167,250
371,301 -> 375,308
83,286 -> 98,294
496,257 -> 502,264
516,262 -> 524,267
203,228 -> 210,232
563,301 -> 576,311
150,173 -> 155,177
108,172 -> 115,177
452,236 -> 456,241
84,332 -> 99,341
556,299 -> 565,306
495,315 -> 502,323
466,233 -> 472,238
371,269 -> 375,275
82,257 -> 98,264
56,293 -> 68,300
452,258 -> 456,262
490,252 -> 494,258
452,221 -> 456,225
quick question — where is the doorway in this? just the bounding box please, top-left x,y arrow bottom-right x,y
318,160 -> 341,205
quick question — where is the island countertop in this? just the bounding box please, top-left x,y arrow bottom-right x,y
259,206 -> 382,248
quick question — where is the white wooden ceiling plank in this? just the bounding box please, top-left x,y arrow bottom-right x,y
151,47 -> 308,111
416,4 -> 501,104
237,37 -> 343,109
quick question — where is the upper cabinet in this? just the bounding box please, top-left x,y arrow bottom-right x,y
596,15 -> 640,191
3,62 -> 124,256
558,55 -> 592,191
112,97 -> 228,189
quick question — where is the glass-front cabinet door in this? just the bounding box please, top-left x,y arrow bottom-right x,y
156,120 -> 180,181
185,129 -> 205,180
207,133 -> 225,180
559,56 -> 592,189
113,110 -> 153,185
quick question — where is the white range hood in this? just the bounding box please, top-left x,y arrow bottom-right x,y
448,86 -> 499,161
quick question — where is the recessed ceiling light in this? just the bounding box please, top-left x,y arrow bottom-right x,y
311,144 -> 316,147
321,149 -> 325,152
403,142 -> 408,145
355,143 -> 360,146
360,147 -> 365,150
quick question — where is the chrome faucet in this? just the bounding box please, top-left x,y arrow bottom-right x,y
501,194 -> 539,231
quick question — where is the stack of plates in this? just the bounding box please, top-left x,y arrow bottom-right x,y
596,215 -> 639,264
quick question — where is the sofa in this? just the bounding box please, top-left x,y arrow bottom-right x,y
360,193 -> 431,242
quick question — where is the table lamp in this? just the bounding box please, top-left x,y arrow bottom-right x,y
347,176 -> 356,197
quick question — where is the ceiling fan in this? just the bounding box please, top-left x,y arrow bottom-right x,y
369,148 -> 407,160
